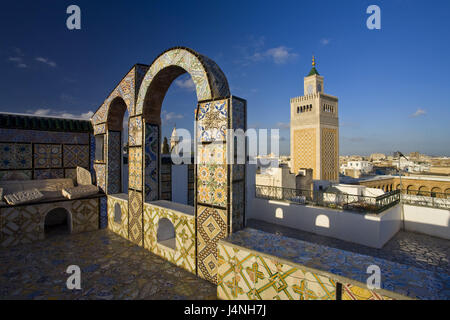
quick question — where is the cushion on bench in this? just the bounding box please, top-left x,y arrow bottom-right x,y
4,188 -> 44,205
77,167 -> 92,185
62,184 -> 99,200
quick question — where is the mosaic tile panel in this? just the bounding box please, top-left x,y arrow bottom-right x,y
135,48 -> 230,116
197,142 -> 227,165
0,143 -> 32,169
231,181 -> 245,233
231,97 -> 246,131
94,123 -> 106,135
94,163 -> 106,192
34,144 -> 62,168
89,134 -> 96,183
63,145 -> 89,168
0,129 -> 89,144
197,205 -> 228,284
107,131 -> 121,194
128,147 -> 142,191
0,170 -> 32,181
197,100 -> 228,142
128,190 -> 143,246
34,169 -> 64,180
143,203 -> 196,274
342,283 -> 394,300
144,123 -> 159,201
197,164 -> 227,207
128,116 -> 143,146
107,195 -> 128,239
100,197 -> 108,229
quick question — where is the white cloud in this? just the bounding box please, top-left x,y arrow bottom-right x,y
161,110 -> 184,124
275,121 -> 290,129
265,47 -> 298,64
175,77 -> 195,91
320,38 -> 331,45
27,108 -> 94,120
35,57 -> 57,68
410,108 -> 426,117
8,56 -> 27,68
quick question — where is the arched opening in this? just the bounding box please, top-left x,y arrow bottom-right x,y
431,187 -> 442,198
407,185 -> 415,195
445,188 -> 450,198
157,218 -> 176,250
106,96 -> 129,194
418,186 -> 428,196
114,203 -> 122,223
44,208 -> 71,237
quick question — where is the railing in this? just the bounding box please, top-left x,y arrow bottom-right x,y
255,185 -> 400,214
401,190 -> 450,210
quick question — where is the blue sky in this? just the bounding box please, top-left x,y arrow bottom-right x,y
1,0 -> 449,156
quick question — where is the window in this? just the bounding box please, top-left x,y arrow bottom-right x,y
95,135 -> 105,161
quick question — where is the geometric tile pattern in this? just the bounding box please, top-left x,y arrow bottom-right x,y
231,181 -> 245,233
34,144 -> 62,168
100,197 -> 108,229
197,205 -> 228,284
34,169 -> 64,180
128,190 -> 143,246
107,195 -> 128,238
128,116 -> 142,147
217,242 -> 337,300
0,198 -> 99,247
0,170 -> 32,181
143,203 -> 196,274
292,128 -> 316,177
321,127 -> 338,181
128,147 -> 142,191
107,131 -> 121,194
0,128 -> 89,144
63,145 -> 89,168
89,134 -> 96,182
144,123 -> 159,201
94,163 -> 106,192
0,143 -> 32,169
197,164 -> 227,207
341,283 -> 395,300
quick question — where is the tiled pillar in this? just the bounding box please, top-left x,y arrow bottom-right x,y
196,96 -> 247,284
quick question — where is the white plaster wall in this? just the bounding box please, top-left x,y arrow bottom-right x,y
171,164 -> 188,205
403,204 -> 450,240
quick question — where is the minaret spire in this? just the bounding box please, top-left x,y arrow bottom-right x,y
312,55 -> 316,67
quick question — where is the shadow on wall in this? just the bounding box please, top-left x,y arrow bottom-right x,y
157,218 -> 176,250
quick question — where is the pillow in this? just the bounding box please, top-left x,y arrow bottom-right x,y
76,167 -> 92,185
62,185 -> 99,200
4,188 -> 44,206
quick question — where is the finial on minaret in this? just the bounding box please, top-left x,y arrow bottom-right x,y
312,55 -> 316,67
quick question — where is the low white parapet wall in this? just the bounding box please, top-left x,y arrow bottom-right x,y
248,197 -> 401,249
403,204 -> 450,240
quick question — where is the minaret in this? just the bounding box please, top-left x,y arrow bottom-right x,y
170,125 -> 180,154
290,56 -> 339,181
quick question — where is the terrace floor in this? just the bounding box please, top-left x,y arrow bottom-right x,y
247,219 -> 450,275
0,230 -> 216,300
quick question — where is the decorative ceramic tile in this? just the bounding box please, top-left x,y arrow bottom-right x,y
0,170 -> 32,181
197,142 -> 227,165
128,116 -> 143,146
0,143 -> 32,169
128,147 -> 142,191
94,123 -> 106,135
107,131 -> 121,194
34,169 -> 64,180
34,144 -> 62,168
342,283 -> 394,300
89,134 -> 96,182
77,166 -> 92,185
197,100 -> 228,142
107,195 -> 128,238
128,190 -> 143,246
231,181 -> 245,233
0,129 -> 89,144
231,97 -> 246,131
99,197 -> 108,229
143,203 -> 196,274
94,164 -> 106,192
197,164 -> 227,207
196,205 -> 228,284
144,123 -> 159,201
63,145 -> 89,168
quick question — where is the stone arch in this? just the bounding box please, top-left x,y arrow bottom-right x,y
445,188 -> 450,197
431,187 -> 442,198
127,47 -> 246,284
406,185 -> 415,195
